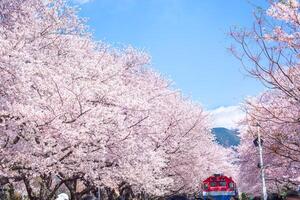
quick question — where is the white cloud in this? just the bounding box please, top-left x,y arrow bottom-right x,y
209,105 -> 245,129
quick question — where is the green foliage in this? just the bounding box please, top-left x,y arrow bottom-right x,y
8,193 -> 22,200
240,192 -> 250,200
0,185 -> 23,200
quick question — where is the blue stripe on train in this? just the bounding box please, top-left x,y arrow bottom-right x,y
203,191 -> 237,200
203,195 -> 233,200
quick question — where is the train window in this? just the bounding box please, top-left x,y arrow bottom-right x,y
203,183 -> 208,190
229,182 -> 234,188
219,181 -> 227,186
210,182 -> 217,187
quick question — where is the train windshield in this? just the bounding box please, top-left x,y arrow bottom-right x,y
210,182 -> 217,187
219,181 -> 227,186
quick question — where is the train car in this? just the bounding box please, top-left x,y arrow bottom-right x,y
202,174 -> 238,200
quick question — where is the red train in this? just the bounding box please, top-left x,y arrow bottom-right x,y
202,174 -> 238,200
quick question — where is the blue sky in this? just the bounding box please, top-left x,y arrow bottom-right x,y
74,0 -> 267,127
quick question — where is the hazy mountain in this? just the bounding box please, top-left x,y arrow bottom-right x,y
211,127 -> 240,147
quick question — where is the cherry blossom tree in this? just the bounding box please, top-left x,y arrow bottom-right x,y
237,92 -> 300,194
0,0 -> 237,199
231,0 -> 300,194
